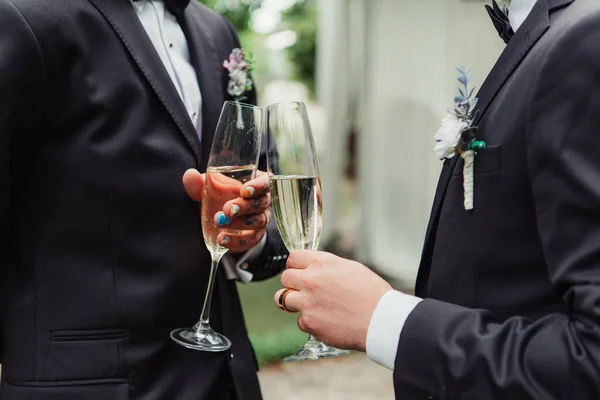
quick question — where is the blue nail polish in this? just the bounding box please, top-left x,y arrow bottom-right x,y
217,212 -> 231,226
221,236 -> 231,245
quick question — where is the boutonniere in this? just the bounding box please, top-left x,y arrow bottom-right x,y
223,48 -> 254,102
434,66 -> 486,211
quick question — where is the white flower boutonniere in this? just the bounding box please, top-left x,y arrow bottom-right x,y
434,116 -> 469,160
434,66 -> 487,210
223,48 -> 253,102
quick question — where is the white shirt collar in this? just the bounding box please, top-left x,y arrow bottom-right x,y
509,0 -> 538,32
131,0 -> 146,13
131,0 -> 166,13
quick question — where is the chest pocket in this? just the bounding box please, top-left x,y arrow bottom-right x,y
451,145 -> 502,176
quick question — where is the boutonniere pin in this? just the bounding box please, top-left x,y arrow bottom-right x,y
434,66 -> 486,210
223,48 -> 253,102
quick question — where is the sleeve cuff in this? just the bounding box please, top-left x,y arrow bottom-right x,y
366,290 -> 422,370
221,234 -> 267,283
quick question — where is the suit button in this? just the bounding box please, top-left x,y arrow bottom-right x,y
241,262 -> 249,270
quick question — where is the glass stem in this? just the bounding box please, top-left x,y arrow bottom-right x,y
194,252 -> 225,334
306,335 -> 322,347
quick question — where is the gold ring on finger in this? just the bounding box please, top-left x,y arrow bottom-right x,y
278,289 -> 297,314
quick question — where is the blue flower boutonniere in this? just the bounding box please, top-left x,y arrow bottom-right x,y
434,66 -> 487,210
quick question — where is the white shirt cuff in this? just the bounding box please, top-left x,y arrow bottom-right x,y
221,234 -> 267,283
366,290 -> 422,371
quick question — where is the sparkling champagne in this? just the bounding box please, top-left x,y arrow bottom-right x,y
202,165 -> 256,254
270,175 -> 322,251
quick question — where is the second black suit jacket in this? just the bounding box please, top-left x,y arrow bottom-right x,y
0,0 -> 287,398
394,0 -> 600,398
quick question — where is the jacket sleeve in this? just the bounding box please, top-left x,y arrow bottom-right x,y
0,0 -> 46,363
221,16 -> 288,281
393,13 -> 600,399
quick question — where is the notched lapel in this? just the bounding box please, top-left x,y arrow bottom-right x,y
88,0 -> 203,162
473,0 -> 552,127
181,5 -> 225,171
547,0 -> 575,11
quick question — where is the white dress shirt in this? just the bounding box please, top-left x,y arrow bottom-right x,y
132,0 -> 202,128
365,0 -> 538,370
508,0 -> 538,32
131,0 -> 265,282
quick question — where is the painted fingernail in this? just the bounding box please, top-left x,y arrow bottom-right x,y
230,204 -> 241,217
216,212 -> 231,226
220,236 -> 231,245
244,187 -> 255,198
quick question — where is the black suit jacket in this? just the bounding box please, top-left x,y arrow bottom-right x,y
395,0 -> 600,398
0,0 -> 287,398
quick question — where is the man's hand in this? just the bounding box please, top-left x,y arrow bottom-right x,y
183,168 -> 271,254
274,251 -> 392,352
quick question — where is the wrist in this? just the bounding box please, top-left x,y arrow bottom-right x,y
358,286 -> 394,352
366,290 -> 423,370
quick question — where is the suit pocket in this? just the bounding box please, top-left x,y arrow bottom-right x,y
36,329 -> 129,383
2,379 -> 129,400
51,329 -> 128,343
451,145 -> 502,176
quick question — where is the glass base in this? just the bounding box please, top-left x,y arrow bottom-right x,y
170,327 -> 231,352
284,339 -> 349,362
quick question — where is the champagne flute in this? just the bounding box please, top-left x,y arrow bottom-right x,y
266,101 -> 349,362
171,101 -> 263,351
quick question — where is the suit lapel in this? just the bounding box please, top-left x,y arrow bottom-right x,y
415,157 -> 457,296
88,0 -> 202,162
472,0 -> 573,127
417,0 -> 569,295
180,5 -> 225,171
472,1 -> 550,127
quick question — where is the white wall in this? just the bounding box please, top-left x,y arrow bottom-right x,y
317,0 -> 507,288
357,0 -> 506,287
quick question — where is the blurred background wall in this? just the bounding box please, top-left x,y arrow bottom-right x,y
351,0 -> 506,289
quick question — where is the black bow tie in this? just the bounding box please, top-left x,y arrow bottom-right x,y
133,0 -> 190,16
485,0 -> 514,44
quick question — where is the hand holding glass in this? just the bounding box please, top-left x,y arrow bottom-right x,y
266,101 -> 349,362
171,101 -> 263,351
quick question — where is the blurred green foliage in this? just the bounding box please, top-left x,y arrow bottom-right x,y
196,0 -> 258,32
196,0 -> 317,95
282,1 -> 317,95
236,278 -> 307,366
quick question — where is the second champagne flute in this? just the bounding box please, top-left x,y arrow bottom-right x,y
266,101 -> 349,362
170,101 -> 263,351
